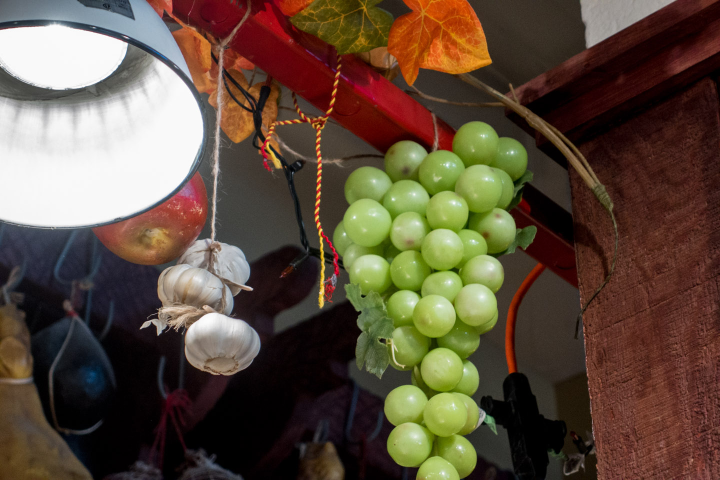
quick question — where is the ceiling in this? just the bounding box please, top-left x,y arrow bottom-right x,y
197,0 -> 589,386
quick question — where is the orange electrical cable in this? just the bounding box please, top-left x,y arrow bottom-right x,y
506,263 -> 546,374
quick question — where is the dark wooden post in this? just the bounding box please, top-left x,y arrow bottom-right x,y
508,1 -> 720,478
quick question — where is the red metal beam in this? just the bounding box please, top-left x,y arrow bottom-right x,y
173,0 -> 578,288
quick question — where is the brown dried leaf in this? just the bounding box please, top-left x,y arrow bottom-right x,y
173,26 -> 215,94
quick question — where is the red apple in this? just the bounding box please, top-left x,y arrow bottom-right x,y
93,173 -> 208,265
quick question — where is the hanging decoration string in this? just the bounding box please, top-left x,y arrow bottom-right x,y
208,0 -> 252,245
261,55 -> 343,308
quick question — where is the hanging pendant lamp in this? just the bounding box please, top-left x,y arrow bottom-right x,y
0,0 -> 206,228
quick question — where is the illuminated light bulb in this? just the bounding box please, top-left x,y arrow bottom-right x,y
0,25 -> 128,90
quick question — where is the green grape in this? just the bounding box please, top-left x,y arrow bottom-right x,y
332,222 -> 353,257
348,254 -> 392,295
413,295 -> 456,338
452,393 -> 480,435
385,243 -> 402,264
344,166 -> 393,204
458,254 -> 504,293
385,385 -> 428,426
492,137 -> 528,181
390,326 -> 431,370
417,457 -> 460,480
343,199 -> 392,247
454,284 -> 497,327
385,140 -> 428,182
418,150 -> 466,195
452,360 -> 479,397
454,165 -> 502,213
383,180 -> 430,219
426,192 -> 469,232
421,229 -> 463,271
391,212 -> 431,252
493,167 -> 514,210
391,250 -> 432,291
421,271 -> 463,303
423,392 -> 467,437
420,348 -> 463,392
436,435 -> 477,478
412,365 -> 438,399
437,322 -> 480,359
475,310 -> 498,335
388,290 -> 421,328
468,209 -> 517,254
343,243 -> 384,269
452,121 -> 499,167
387,423 -> 434,467
456,230 -> 488,268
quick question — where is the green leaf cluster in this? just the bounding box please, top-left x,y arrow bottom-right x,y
291,0 -> 393,54
346,283 -> 394,379
492,226 -> 537,258
506,170 -> 533,212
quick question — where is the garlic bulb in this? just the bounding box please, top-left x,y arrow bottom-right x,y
184,313 -> 260,375
179,239 -> 250,296
158,264 -> 233,315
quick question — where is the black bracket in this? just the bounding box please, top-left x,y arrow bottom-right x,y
481,373 -> 566,480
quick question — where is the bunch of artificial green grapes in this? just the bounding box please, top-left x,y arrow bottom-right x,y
333,122 -> 528,479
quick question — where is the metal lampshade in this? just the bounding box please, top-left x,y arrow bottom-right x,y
0,0 -> 206,228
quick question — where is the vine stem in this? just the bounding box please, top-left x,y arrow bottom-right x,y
451,73 -> 619,337
388,339 -> 405,369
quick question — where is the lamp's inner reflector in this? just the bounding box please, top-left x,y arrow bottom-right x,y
0,25 -> 128,90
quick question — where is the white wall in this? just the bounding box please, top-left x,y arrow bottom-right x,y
581,0 -> 676,47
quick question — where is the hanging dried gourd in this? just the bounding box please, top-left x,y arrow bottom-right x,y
0,303 -> 92,480
298,442 -> 345,480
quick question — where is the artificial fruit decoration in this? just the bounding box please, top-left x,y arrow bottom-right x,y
93,172 -> 208,265
184,313 -> 260,375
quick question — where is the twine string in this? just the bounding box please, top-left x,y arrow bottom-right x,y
209,0 -> 252,243
261,55 -> 344,308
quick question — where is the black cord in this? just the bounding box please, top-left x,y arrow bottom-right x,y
209,53 -> 341,269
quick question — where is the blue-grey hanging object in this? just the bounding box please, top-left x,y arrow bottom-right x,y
32,315 -> 117,435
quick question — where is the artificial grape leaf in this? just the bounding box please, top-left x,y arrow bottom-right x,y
173,26 -> 215,94
492,226 -> 538,258
355,318 -> 394,378
484,413 -> 498,435
506,170 -> 534,212
291,0 -> 393,54
346,283 -> 385,312
277,0 -> 315,17
346,284 -> 394,378
209,79 -> 281,145
388,0 -> 491,86
147,0 -> 172,16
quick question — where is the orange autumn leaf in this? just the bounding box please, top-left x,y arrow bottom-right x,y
209,74 -> 281,146
387,0 -> 491,86
147,0 -> 173,17
173,26 -> 215,94
276,0 -> 315,17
